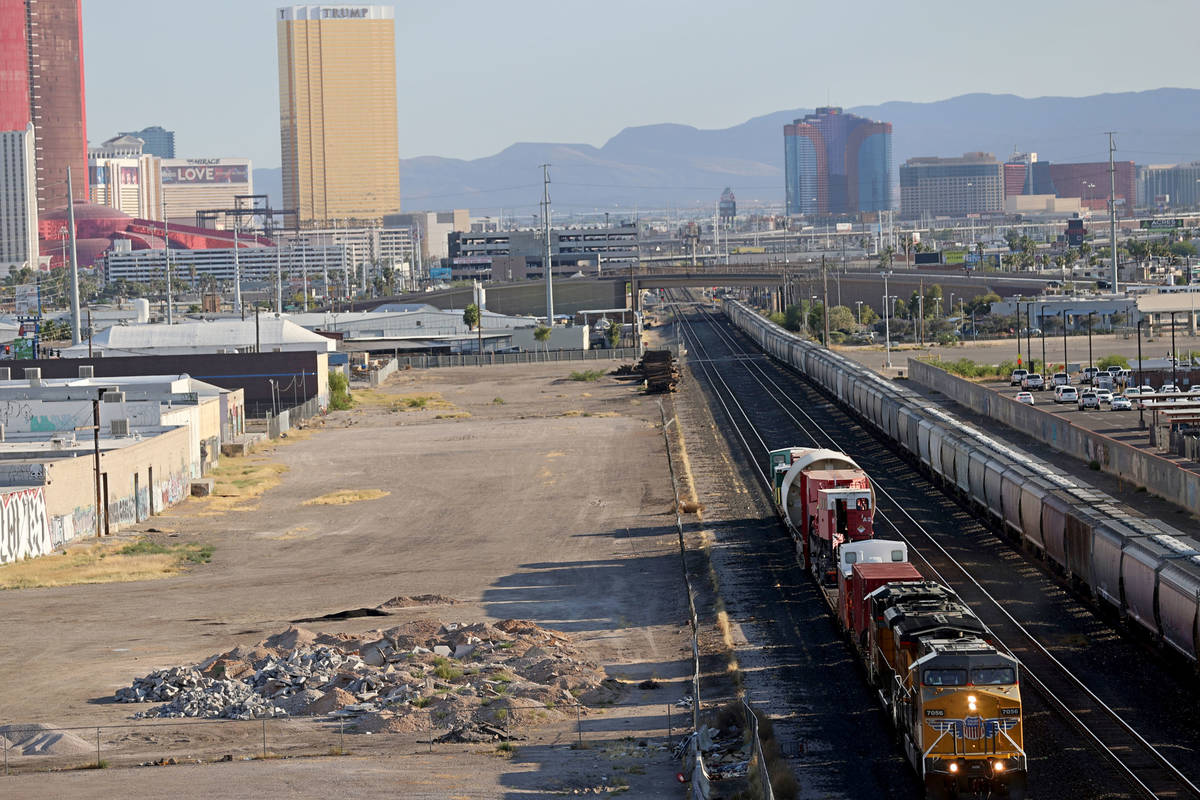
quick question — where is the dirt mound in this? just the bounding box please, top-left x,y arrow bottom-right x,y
376,594 -> 458,610
261,626 -> 318,653
304,687 -> 357,716
0,723 -> 94,756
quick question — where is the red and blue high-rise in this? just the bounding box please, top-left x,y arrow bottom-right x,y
784,107 -> 892,217
1,0 -> 88,215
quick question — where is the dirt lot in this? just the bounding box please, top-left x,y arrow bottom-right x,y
0,363 -> 701,797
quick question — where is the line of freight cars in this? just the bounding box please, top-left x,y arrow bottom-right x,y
769,445 -> 1027,799
725,300 -> 1200,665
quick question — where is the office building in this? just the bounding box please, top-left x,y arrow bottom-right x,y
3,1 -> 90,214
384,210 -> 468,262
899,153 -> 1004,219
0,124 -> 39,273
448,225 -> 639,281
116,125 -> 175,158
784,107 -> 892,217
1138,163 -> 1200,210
1005,155 -> 1136,216
276,5 -> 400,226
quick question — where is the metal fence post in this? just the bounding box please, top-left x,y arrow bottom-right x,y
261,718 -> 266,758
339,718 -> 344,754
576,703 -> 582,746
4,731 -> 8,775
95,726 -> 100,768
667,704 -> 672,739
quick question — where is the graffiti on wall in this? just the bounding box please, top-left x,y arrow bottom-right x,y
158,472 -> 188,509
0,487 -> 50,564
50,505 -> 98,546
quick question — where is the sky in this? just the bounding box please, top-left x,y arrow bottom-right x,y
82,0 -> 1200,170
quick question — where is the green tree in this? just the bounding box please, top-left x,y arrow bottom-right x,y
924,284 -> 943,315
827,305 -> 857,333
463,303 -> 481,330
782,303 -> 805,332
606,319 -> 621,348
859,304 -> 879,326
533,324 -> 552,357
807,303 -> 825,339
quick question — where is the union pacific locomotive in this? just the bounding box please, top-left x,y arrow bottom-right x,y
771,446 -> 1027,799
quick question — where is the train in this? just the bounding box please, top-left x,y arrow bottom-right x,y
728,299 -> 1200,666
772,445 -> 1027,798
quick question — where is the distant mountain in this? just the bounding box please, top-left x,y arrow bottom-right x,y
252,89 -> 1200,217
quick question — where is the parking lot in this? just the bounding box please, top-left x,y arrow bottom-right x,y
977,369 -> 1200,449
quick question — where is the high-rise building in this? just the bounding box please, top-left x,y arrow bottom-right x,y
116,125 -> 175,158
0,123 -> 39,272
899,153 -> 1004,219
783,107 -> 892,217
276,5 -> 400,226
1138,163 -> 1200,210
13,0 -> 89,214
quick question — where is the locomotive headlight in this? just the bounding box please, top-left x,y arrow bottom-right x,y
968,695 -> 977,711
948,762 -> 959,773
993,761 -> 1005,773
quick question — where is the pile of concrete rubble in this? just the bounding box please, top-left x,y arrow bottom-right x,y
116,619 -> 619,735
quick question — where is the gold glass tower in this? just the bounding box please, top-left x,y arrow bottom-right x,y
277,5 -> 399,226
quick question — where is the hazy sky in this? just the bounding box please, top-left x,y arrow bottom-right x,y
82,0 -> 1199,169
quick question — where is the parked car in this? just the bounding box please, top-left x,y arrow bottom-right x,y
1052,372 -> 1071,387
1015,391 -> 1035,405
1095,389 -> 1114,405
1107,365 -> 1123,377
1054,386 -> 1079,404
1139,384 -> 1155,395
1022,373 -> 1045,391
1094,374 -> 1115,391
1010,369 -> 1029,387
1116,368 -> 1133,385
1078,390 -> 1100,410
1110,396 -> 1133,411
1161,384 -> 1181,394
1081,367 -> 1099,384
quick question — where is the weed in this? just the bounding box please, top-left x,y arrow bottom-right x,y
492,397 -> 505,405
118,540 -> 170,556
569,369 -> 605,382
496,741 -> 517,756
433,657 -> 463,681
405,397 -> 428,409
412,696 -> 432,709
180,545 -> 214,564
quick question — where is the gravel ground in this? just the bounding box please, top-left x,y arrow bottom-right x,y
0,363 -> 700,798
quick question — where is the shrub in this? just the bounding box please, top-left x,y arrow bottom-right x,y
569,370 -> 605,382
328,371 -> 353,411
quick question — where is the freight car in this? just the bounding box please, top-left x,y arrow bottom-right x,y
769,445 -> 1027,798
727,300 -> 1200,665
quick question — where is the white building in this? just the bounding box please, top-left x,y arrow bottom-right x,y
101,243 -> 344,285
0,123 -> 39,275
62,318 -> 336,357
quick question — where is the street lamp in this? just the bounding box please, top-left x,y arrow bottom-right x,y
855,300 -> 863,326
881,271 -> 893,368
1136,319 -> 1146,429
1087,311 -> 1095,374
1171,311 -> 1178,387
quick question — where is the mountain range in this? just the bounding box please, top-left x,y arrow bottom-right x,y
252,88 -> 1200,218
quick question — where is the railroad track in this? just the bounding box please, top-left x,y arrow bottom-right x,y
669,294 -> 1200,800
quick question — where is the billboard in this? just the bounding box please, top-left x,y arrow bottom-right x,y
943,250 -> 966,264
162,161 -> 250,185
1140,218 -> 1182,231
120,166 -> 139,185
89,165 -> 108,186
14,284 -> 37,314
429,266 -> 452,281
914,252 -> 939,265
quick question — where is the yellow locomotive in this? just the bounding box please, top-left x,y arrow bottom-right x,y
866,582 -> 1027,799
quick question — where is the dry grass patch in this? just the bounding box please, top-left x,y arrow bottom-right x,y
302,489 -> 390,506
355,389 -> 458,413
0,537 -> 213,590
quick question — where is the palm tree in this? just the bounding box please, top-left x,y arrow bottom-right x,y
533,324 -> 552,360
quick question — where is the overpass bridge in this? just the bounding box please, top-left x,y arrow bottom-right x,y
345,265 -> 1059,318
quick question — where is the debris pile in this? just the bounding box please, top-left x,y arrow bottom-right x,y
116,619 -> 619,736
613,349 -> 679,394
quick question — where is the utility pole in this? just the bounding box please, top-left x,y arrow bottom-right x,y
1107,131 -> 1119,293
821,255 -> 830,347
541,164 -> 554,324
233,219 -> 242,316
66,167 -> 81,344
301,236 -> 309,311
163,197 -> 173,324
275,242 -> 283,314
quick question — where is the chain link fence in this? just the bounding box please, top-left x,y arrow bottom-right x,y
658,400 -> 775,800
396,348 -> 642,369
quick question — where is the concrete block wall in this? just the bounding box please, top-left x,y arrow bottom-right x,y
908,358 -> 1200,516
0,487 -> 51,564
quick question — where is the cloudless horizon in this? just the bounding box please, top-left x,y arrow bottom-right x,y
82,0 -> 1200,170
